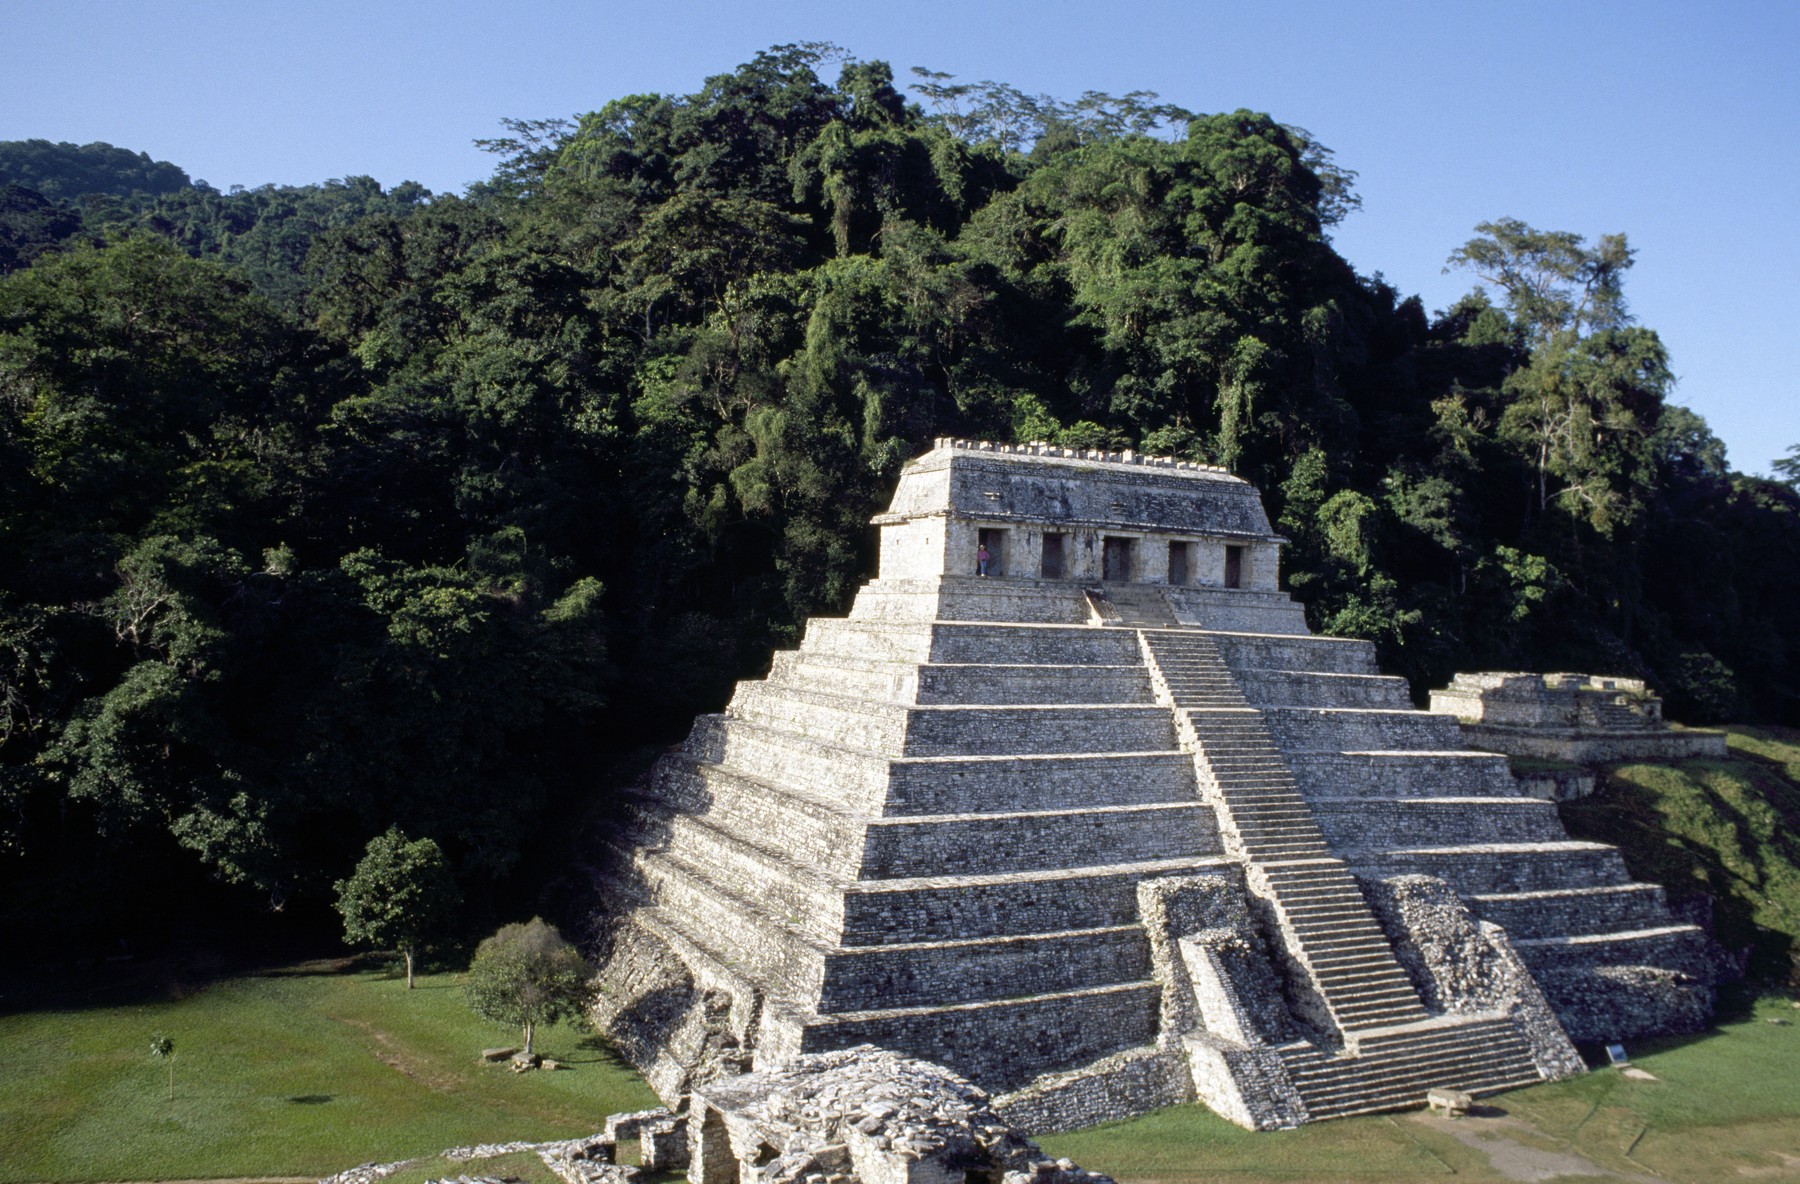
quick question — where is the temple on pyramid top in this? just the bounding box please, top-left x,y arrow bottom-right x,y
860,438 -> 1301,633
591,438 -> 1717,1135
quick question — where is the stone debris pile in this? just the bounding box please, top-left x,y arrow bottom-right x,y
319,1052 -> 1104,1184
689,1047 -> 1113,1184
321,1131 -> 647,1184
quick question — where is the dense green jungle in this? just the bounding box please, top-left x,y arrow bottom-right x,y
3,45 -> 1798,964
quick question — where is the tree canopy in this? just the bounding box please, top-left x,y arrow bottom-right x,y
1,44 -> 1795,959
463,917 -> 593,1056
335,828 -> 461,987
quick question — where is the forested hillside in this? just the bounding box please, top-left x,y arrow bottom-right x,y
3,45 -> 1797,953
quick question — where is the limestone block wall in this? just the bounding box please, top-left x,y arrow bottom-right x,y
1164,588 -> 1308,633
814,927 -> 1152,1011
836,859 -> 1235,945
883,752 -> 1197,815
1466,884 -> 1677,937
1260,706 -> 1464,753
794,984 -> 1165,1091
1312,797 -> 1569,852
993,1047 -> 1194,1134
1358,843 -> 1633,894
1210,633 -> 1378,677
859,802 -> 1222,878
1285,751 -> 1518,798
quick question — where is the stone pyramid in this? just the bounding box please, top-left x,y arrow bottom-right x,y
592,439 -> 1715,1131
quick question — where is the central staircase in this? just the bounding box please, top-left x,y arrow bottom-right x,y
1140,629 -> 1543,1117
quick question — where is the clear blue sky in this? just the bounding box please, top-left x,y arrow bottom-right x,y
6,0 -> 1795,474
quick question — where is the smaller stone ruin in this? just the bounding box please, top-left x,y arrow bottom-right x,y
1429,672 -> 1727,764
688,1047 -> 1113,1184
317,1050 -> 1107,1184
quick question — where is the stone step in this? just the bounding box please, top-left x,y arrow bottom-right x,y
1359,842 -> 1633,894
1281,908 -> 1375,926
1292,929 -> 1395,950
1510,924 -> 1713,972
1288,1039 -> 1535,1089
861,800 -> 1223,879
928,622 -> 1147,666
1261,706 -> 1464,753
1235,668 -> 1415,711
1289,1044 -> 1532,1083
1297,1061 -> 1539,1111
1245,844 -> 1333,858
1314,797 -> 1569,852
901,703 -> 1181,756
1207,632 -> 1380,677
839,855 -> 1238,945
648,760 -> 861,875
617,864 -> 828,1012
1240,837 -> 1329,853
1307,949 -> 1412,970
1233,816 -> 1319,830
730,682 -> 909,753
777,652 -> 1162,706
1311,977 -> 1422,1002
793,981 -> 1163,1092
915,663 -> 1156,706
1307,967 -> 1419,991
1286,749 -> 1521,798
683,714 -> 891,811
816,925 -> 1154,1012
1328,991 -> 1434,1013
1331,995 -> 1433,1017
798,618 -> 938,663
619,804 -> 849,947
1466,884 -> 1677,939
884,750 -> 1199,816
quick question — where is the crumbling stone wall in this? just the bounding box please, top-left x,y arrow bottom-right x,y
1135,873 -> 1296,1048
1360,874 -> 1583,1078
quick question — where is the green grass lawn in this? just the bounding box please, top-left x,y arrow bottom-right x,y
0,958 -> 658,1183
9,960 -> 1798,1184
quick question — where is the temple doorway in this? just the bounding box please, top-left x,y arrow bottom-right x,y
1224,545 -> 1245,589
977,528 -> 1006,577
1102,536 -> 1133,582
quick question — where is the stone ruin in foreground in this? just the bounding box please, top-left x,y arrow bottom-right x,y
591,439 -> 1718,1133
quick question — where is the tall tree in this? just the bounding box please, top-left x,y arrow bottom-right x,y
335,828 -> 460,987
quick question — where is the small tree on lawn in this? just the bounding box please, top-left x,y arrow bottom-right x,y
464,917 -> 594,1058
149,1035 -> 174,1101
334,828 -> 460,988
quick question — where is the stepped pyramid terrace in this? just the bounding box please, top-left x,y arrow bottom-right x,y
590,439 -> 1718,1131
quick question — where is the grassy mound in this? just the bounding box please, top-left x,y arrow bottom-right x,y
1559,724 -> 1800,984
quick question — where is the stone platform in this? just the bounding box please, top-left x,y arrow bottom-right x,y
589,440 -> 1715,1132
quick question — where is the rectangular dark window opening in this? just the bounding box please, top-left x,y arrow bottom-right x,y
1224,545 -> 1246,589
1102,536 -> 1134,582
1040,532 -> 1066,579
1168,541 -> 1191,586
